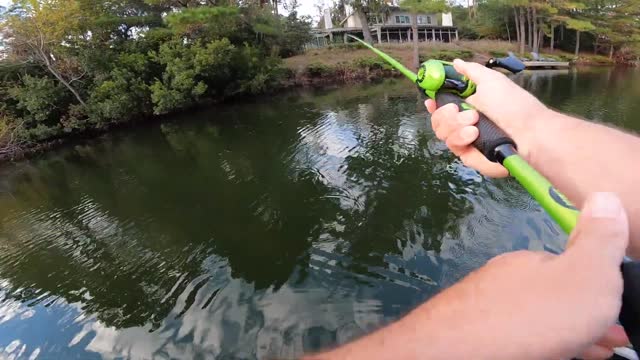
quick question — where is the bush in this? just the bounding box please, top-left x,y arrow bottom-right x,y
327,42 -> 367,51
489,50 -> 508,58
420,49 -> 473,62
165,6 -> 243,42
87,52 -> 154,124
306,62 -> 332,77
276,13 -> 313,58
88,70 -> 150,125
231,45 -> 285,95
0,3 -> 321,152
7,75 -> 71,131
149,38 -> 236,114
577,54 -> 614,65
352,57 -> 388,71
0,112 -> 32,150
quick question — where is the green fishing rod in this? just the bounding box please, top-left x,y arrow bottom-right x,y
347,34 -> 640,351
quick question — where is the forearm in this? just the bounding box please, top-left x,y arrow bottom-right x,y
303,269 -> 560,360
302,293 -> 472,360
523,109 -> 640,257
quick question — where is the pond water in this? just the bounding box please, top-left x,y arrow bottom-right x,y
0,67 -> 638,359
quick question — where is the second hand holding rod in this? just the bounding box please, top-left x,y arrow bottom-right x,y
346,34 -> 640,352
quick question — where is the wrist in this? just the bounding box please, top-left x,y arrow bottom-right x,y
513,106 -> 572,167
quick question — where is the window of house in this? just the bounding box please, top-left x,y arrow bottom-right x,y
417,16 -> 432,25
395,15 -> 410,24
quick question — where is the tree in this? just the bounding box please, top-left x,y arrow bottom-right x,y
582,0 -> 640,58
143,0 -> 214,9
1,0 -> 87,105
329,0 -> 347,27
565,18 -> 594,56
348,0 -> 386,44
517,5 -> 525,53
353,1 -> 373,44
401,0 -> 447,69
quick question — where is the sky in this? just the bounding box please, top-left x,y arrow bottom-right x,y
293,0 -> 328,21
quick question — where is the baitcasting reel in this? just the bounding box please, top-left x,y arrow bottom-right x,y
415,53 -> 526,99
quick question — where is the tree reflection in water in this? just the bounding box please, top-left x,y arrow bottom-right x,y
0,77 -> 571,359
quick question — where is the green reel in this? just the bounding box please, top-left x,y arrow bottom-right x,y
416,60 -> 476,99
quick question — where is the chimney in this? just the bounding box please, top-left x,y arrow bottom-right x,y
324,9 -> 333,29
442,12 -> 453,27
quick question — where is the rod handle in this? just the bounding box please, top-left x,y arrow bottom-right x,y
621,261 -> 640,351
434,92 -> 516,163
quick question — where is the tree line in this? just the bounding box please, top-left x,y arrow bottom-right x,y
456,0 -> 640,59
0,0 -> 312,152
325,0 -> 639,64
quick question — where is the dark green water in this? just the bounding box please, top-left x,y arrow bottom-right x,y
0,67 -> 638,359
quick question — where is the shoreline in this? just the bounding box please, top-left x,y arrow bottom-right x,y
1,40 -> 630,164
0,67 -> 401,164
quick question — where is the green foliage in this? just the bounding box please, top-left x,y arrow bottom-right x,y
88,72 -> 149,124
420,50 -> 474,62
575,53 -> 615,64
8,75 -> 69,127
565,18 -> 595,32
149,38 -> 235,114
352,57 -> 389,70
0,0 -> 312,153
0,76 -> 68,141
306,62 -> 333,77
230,45 -> 285,95
277,13 -> 313,58
327,42 -> 367,50
400,0 -> 447,14
165,6 -> 242,41
85,51 -> 158,124
489,50 -> 508,57
539,53 -> 573,61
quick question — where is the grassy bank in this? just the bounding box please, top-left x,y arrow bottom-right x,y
284,40 -> 617,81
0,39 -> 618,163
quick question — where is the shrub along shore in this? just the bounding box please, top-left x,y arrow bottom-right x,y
286,39 -> 620,86
2,0 -> 639,162
0,0 -> 626,163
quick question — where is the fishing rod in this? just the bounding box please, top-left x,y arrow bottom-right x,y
347,34 -> 640,353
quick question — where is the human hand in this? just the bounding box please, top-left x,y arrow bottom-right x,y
413,192 -> 629,360
303,193 -> 630,360
425,59 -> 551,177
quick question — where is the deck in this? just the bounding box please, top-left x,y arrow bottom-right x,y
309,25 -> 459,48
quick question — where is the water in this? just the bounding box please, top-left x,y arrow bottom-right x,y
0,67 -> 638,359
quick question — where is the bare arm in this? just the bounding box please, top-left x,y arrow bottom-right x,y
528,111 -> 640,257
305,194 -> 629,360
427,59 -> 640,258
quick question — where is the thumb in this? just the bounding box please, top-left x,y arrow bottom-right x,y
565,192 -> 629,267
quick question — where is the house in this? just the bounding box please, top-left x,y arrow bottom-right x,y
314,6 -> 457,46
341,7 -> 443,29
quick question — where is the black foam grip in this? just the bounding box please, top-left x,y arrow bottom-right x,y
620,261 -> 640,351
435,92 -> 516,163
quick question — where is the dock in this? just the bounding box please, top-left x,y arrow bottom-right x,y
523,61 -> 570,69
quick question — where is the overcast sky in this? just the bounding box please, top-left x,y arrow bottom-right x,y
294,0 -> 326,20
